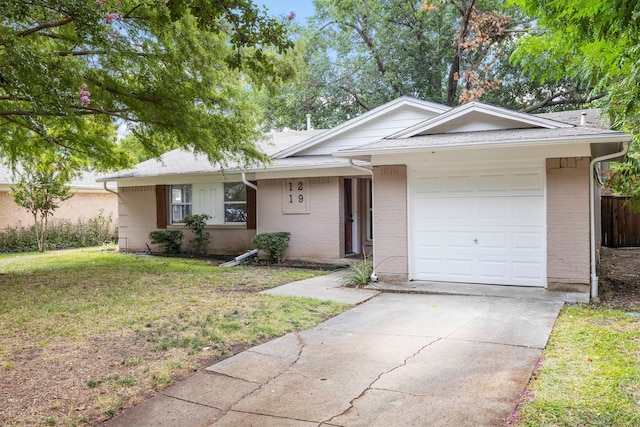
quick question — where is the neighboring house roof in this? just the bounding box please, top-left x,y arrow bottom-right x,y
0,163 -> 116,191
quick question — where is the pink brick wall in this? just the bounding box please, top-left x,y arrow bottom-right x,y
117,186 -> 254,254
0,190 -> 117,231
257,177 -> 342,260
373,165 -> 408,281
546,157 -> 591,287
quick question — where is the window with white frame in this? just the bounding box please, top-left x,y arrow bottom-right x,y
171,184 -> 192,223
224,182 -> 247,223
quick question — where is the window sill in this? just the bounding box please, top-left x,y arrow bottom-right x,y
168,224 -> 247,230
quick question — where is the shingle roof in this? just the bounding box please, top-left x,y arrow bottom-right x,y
0,163 -> 116,190
334,126 -> 628,156
98,130 -> 328,180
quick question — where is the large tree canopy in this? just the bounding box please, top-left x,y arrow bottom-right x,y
0,0 -> 295,170
510,0 -> 640,130
259,0 -> 592,131
510,0 -> 640,201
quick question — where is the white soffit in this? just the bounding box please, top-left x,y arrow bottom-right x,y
391,101 -> 574,138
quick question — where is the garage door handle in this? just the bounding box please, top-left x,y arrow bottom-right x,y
473,238 -> 479,244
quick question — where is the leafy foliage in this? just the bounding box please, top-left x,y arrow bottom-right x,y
0,0 -> 295,171
0,212 -> 117,253
258,0 -> 584,130
340,257 -> 374,289
149,230 -> 183,254
10,157 -> 73,252
251,232 -> 291,263
183,214 -> 211,256
511,0 -> 640,198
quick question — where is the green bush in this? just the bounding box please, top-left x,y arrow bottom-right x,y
183,214 -> 211,255
0,212 -> 117,253
251,232 -> 291,263
149,230 -> 183,254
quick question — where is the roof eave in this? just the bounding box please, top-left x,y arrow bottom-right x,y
333,133 -> 633,157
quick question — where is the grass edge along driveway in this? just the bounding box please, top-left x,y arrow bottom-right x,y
0,248 -> 349,427
509,304 -> 640,427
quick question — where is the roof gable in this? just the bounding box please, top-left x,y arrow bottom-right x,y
273,96 -> 450,159
391,101 -> 573,138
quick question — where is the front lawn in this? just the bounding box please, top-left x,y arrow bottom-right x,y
509,305 -> 640,426
0,248 -> 348,426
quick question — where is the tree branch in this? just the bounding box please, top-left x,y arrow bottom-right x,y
19,16 -> 74,37
339,86 -> 369,110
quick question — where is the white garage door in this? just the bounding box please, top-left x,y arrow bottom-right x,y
411,166 -> 546,287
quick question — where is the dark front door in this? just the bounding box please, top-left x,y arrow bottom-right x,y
344,178 -> 353,253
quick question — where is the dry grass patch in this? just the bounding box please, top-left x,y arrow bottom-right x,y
0,248 -> 348,426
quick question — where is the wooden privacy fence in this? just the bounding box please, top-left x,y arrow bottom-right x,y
601,196 -> 640,247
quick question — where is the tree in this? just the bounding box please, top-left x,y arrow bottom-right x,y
10,157 -> 73,252
510,0 -> 640,201
0,0 -> 295,171
258,0 -> 587,130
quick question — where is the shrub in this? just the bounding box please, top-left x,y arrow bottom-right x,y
149,230 -> 183,254
183,214 -> 211,255
0,212 -> 117,253
251,232 -> 291,263
340,257 -> 374,289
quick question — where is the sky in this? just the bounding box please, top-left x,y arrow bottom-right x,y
258,0 -> 316,24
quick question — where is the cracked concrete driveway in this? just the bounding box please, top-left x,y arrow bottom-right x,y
106,292 -> 563,427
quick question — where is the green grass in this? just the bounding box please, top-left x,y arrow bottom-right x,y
513,305 -> 640,426
0,247 -> 348,426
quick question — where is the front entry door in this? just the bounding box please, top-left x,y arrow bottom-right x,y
344,178 -> 353,253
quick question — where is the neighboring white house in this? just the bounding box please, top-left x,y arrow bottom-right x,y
99,97 -> 631,298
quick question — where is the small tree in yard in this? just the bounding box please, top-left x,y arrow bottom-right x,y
183,214 -> 211,255
10,159 -> 73,252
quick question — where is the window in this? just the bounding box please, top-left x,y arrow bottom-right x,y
171,185 -> 192,223
224,182 -> 246,223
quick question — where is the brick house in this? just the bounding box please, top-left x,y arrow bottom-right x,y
99,97 -> 631,298
0,167 -> 118,231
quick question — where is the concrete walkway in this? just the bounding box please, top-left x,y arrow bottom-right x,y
105,273 -> 566,427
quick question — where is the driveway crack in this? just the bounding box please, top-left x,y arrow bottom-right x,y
320,337 -> 442,425
210,332 -> 306,423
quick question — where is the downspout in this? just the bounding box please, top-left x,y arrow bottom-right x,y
348,159 -> 378,280
103,181 -> 118,194
589,141 -> 629,299
241,172 -> 257,191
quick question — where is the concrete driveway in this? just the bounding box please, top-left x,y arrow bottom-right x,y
107,281 -> 564,427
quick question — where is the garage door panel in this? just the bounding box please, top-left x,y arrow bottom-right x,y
412,167 -> 546,287
513,232 -> 544,250
478,260 -> 508,279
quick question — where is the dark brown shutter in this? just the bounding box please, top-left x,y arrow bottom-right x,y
246,181 -> 257,230
156,185 -> 168,229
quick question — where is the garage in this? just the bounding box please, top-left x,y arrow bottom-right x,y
410,165 -> 546,287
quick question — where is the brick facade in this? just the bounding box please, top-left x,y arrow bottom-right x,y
257,177 -> 343,260
0,189 -> 117,231
372,165 -> 408,281
117,185 -> 255,254
546,157 -> 591,289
